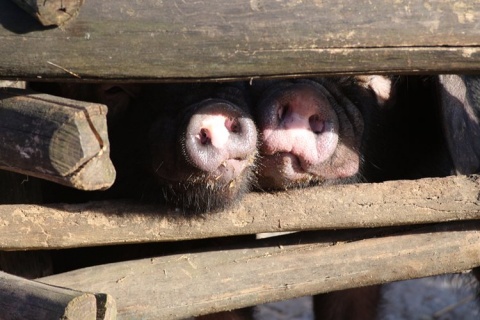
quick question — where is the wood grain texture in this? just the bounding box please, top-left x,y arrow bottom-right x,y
0,0 -> 479,80
0,174 -> 479,250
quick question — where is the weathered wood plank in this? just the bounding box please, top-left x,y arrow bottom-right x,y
39,222 -> 480,319
0,271 -> 101,320
0,175 -> 479,250
0,88 -> 115,191
10,0 -> 84,26
0,0 -> 479,80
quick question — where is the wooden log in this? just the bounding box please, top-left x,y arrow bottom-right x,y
0,88 -> 115,191
39,221 -> 480,319
0,174 -> 480,250
0,0 -> 480,81
0,271 -> 103,320
10,0 -> 84,26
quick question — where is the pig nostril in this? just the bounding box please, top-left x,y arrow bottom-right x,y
309,115 -> 325,134
278,104 -> 287,122
199,128 -> 211,145
226,117 -> 241,134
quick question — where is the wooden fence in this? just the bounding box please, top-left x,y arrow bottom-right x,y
1,1 -> 480,319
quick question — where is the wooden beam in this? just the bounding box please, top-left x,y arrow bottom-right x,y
0,0 -> 479,81
0,88 -> 115,191
10,0 -> 84,26
39,222 -> 480,319
0,175 -> 479,250
0,271 -> 116,320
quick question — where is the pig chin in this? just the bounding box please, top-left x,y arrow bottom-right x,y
258,143 -> 361,190
258,153 -> 320,189
207,158 -> 252,184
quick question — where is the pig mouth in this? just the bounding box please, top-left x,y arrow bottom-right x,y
260,152 -> 316,181
207,157 -> 253,184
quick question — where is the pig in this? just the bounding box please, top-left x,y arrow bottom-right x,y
142,82 -> 258,213
250,75 -> 455,189
250,76 -> 394,190
249,75 -> 480,319
249,76 -> 395,320
249,75 -> 457,320
29,81 -> 258,214
29,81 -> 259,319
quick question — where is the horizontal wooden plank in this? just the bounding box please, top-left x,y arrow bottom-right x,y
39,222 -> 480,319
0,0 -> 479,80
1,175 -> 479,250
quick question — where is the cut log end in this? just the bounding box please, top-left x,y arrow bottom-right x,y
11,0 -> 85,26
0,88 -> 115,191
0,271 -> 103,320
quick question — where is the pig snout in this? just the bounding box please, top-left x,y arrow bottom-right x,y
254,80 -> 364,189
185,100 -> 257,182
260,87 -> 339,169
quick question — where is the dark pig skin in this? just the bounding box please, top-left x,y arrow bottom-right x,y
436,74 -> 480,175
